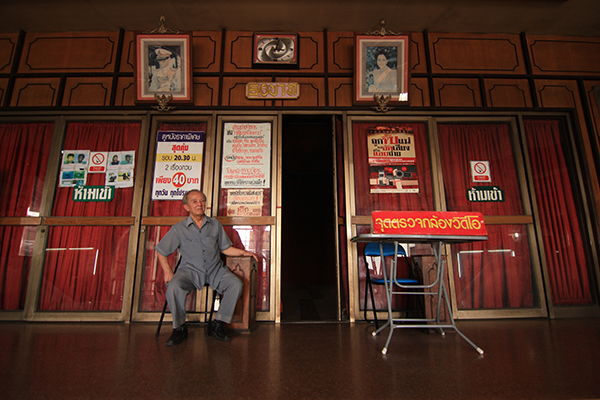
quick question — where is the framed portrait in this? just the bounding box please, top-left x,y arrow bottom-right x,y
252,33 -> 299,68
134,32 -> 193,104
355,34 -> 410,104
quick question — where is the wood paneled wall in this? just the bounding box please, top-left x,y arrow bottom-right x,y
1,30 -> 599,110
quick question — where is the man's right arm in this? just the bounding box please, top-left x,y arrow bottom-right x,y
157,252 -> 174,283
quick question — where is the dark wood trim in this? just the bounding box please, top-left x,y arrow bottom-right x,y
484,215 -> 533,224
141,216 -> 185,226
43,216 -> 135,225
0,217 -> 42,226
141,216 -> 276,226
216,216 -> 276,225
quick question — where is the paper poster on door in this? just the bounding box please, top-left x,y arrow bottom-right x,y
367,125 -> 419,193
106,151 -> 135,188
471,161 -> 491,183
152,131 -> 204,200
59,150 -> 89,187
221,122 -> 271,188
226,189 -> 264,216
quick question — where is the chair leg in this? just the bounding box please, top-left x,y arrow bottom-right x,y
155,299 -> 169,338
208,290 -> 216,322
364,266 -> 380,331
369,280 -> 380,331
405,256 -> 427,322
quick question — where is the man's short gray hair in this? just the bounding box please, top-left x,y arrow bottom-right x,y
182,189 -> 206,205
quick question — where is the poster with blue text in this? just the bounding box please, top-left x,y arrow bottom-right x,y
152,131 -> 204,200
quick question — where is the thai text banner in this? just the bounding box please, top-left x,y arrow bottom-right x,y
372,211 -> 487,236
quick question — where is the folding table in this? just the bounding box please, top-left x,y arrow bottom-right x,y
352,233 -> 487,355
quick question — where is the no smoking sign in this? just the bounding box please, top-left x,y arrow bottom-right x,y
470,161 -> 491,182
89,152 -> 108,173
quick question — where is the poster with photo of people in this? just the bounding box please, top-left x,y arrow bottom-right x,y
59,150 -> 90,187
106,151 -> 135,188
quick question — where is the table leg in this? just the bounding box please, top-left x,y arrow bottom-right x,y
434,241 -> 484,355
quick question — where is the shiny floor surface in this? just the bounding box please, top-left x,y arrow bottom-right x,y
2,318 -> 600,399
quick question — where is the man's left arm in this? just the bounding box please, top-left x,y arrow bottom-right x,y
222,246 -> 258,262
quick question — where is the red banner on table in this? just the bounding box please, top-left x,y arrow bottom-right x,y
372,211 -> 487,236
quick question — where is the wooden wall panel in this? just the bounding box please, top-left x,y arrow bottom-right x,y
62,78 -> 112,106
222,77 -> 272,107
223,31 -> 254,72
535,79 -> 580,108
297,33 -> 325,73
328,32 -> 354,73
274,77 -> 326,107
433,78 -> 482,107
19,32 -> 119,73
0,78 -> 7,105
121,31 -> 135,73
410,32 -> 427,74
10,78 -> 61,107
115,77 -> 135,106
409,77 -> 430,107
585,81 -> 600,147
485,79 -> 533,108
428,33 -> 526,75
193,31 -> 222,73
328,77 -> 353,107
527,36 -> 600,75
0,34 -> 18,73
193,77 -> 220,106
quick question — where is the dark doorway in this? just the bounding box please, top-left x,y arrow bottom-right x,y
280,115 -> 338,322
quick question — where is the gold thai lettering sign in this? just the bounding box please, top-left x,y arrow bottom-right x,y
246,82 -> 299,99
372,211 -> 487,236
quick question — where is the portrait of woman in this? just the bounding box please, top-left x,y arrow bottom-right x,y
355,35 -> 409,103
366,47 -> 398,93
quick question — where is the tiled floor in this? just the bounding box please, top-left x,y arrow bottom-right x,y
1,318 -> 600,399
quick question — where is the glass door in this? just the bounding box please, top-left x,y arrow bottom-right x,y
436,119 -> 547,318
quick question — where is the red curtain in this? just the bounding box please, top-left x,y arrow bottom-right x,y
39,122 -> 140,311
352,122 -> 433,311
437,123 -> 534,309
0,123 -> 54,310
524,119 -> 591,305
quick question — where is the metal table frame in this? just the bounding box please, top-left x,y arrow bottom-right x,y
352,233 -> 487,355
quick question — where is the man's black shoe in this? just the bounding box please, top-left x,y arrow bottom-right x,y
165,324 -> 188,346
206,320 -> 232,341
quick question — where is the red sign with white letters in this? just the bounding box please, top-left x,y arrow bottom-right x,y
372,211 -> 487,236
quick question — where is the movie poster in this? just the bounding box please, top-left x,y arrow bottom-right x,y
152,131 -> 204,200
220,122 -> 271,188
367,125 -> 419,193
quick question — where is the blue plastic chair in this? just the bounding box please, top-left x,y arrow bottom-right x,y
363,242 -> 419,331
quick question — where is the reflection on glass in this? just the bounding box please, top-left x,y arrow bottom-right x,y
0,226 -> 33,310
140,225 -> 271,312
39,226 -> 129,311
452,225 -> 536,310
229,225 -> 271,312
140,225 -> 195,312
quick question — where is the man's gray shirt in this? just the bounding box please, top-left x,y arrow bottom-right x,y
155,215 -> 233,284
